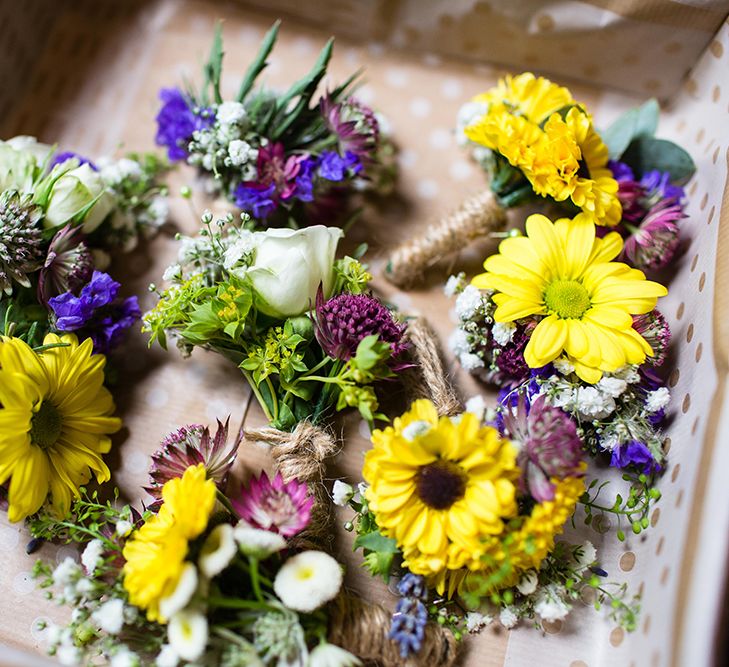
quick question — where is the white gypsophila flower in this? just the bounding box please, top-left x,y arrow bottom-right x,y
234,525 -> 287,559
454,285 -> 482,320
459,352 -> 485,371
56,644 -> 81,666
222,230 -> 255,270
534,585 -> 571,622
401,420 -> 432,442
553,358 -> 575,375
274,551 -> 343,613
332,480 -> 355,507
491,321 -> 516,346
516,570 -> 538,596
597,376 -> 628,398
99,157 -> 143,186
574,541 -> 597,573
159,562 -> 198,621
52,557 -> 81,586
201,154 -> 214,170
227,139 -> 257,167
146,196 -> 169,227
46,624 -> 63,646
110,647 -> 141,667
91,598 -> 124,635
448,328 -> 471,356
455,101 -> 488,146
156,644 -> 180,667
76,577 -> 94,597
645,387 -> 670,413
115,520 -> 133,538
162,264 -> 182,282
614,365 -> 641,384
498,606 -> 518,629
81,539 -> 105,575
217,101 -> 247,125
465,611 -> 491,633
307,642 -> 362,667
551,387 -> 576,410
199,524 -> 237,579
444,275 -> 462,298
575,386 -> 615,420
168,610 -> 208,662
177,236 -> 208,265
464,395 -> 487,422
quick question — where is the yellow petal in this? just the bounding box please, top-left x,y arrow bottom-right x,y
524,316 -> 567,367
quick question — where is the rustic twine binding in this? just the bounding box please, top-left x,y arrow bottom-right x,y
385,189 -> 507,288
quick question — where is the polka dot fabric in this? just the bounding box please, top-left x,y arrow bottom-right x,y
0,3 -> 728,667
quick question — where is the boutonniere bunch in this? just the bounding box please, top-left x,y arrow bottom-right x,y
156,23 -> 396,228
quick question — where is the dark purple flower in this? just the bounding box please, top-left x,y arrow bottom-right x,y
494,322 -> 535,383
610,440 -> 659,474
608,160 -> 635,182
318,150 -> 362,182
293,156 -> 318,202
390,597 -> 427,658
320,94 -> 379,162
501,394 -> 584,502
49,152 -> 97,171
38,225 -> 94,305
621,199 -> 684,271
314,287 -> 409,363
155,88 -> 212,161
233,183 -> 277,219
632,310 -> 671,366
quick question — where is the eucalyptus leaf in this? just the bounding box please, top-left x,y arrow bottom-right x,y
602,98 -> 659,159
621,136 -> 696,184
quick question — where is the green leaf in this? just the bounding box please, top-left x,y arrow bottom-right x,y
236,20 -> 280,103
354,334 -> 389,371
602,98 -> 659,159
621,136 -> 696,184
353,530 -> 398,554
205,22 -> 225,105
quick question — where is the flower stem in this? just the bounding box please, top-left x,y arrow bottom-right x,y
240,369 -> 274,422
249,557 -> 263,602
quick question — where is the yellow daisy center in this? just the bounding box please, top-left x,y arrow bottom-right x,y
415,460 -> 467,510
30,401 -> 63,449
543,279 -> 591,319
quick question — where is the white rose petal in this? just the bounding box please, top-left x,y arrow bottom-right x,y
159,562 -> 198,621
274,551 -> 343,613
198,524 -> 237,579
168,610 -> 208,662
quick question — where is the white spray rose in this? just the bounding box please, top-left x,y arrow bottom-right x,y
239,225 -> 343,318
44,163 -> 115,232
0,136 -> 51,191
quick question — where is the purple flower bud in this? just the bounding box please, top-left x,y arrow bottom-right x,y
610,440 -> 659,474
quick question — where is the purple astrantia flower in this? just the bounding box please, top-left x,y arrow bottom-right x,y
389,597 -> 427,658
38,225 -> 94,305
49,151 -> 98,171
155,88 -> 212,161
48,271 -> 141,353
610,440 -> 659,474
621,199 -> 684,271
146,420 -> 237,505
314,287 -> 409,364
500,393 -> 584,502
632,310 -> 671,366
231,471 -> 313,538
320,94 -> 380,162
318,150 -> 362,182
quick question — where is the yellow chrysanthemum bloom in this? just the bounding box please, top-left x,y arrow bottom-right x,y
122,464 -> 216,622
472,214 -> 668,383
529,107 -> 622,227
0,334 -> 120,522
363,400 -> 519,587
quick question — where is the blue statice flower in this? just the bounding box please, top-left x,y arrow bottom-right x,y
641,170 -> 685,204
610,440 -> 659,474
233,183 -> 277,219
318,150 -> 362,182
396,573 -> 427,600
49,152 -> 97,171
389,598 -> 427,658
155,88 -> 213,161
49,271 -> 141,353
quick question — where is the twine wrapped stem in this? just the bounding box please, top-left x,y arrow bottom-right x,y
385,189 -> 507,288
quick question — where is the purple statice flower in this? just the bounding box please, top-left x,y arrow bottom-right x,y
610,440 -> 660,474
38,225 -> 94,304
320,94 -> 380,162
641,170 -> 685,206
48,271 -> 141,353
621,199 -> 684,271
231,471 -> 313,538
318,150 -> 362,182
48,151 -> 97,171
632,309 -> 671,366
146,420 -> 237,505
155,88 -> 212,161
389,597 -> 427,658
397,573 -> 427,600
500,394 -> 584,502
314,287 -> 409,364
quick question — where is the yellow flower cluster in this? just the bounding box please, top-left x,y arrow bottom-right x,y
466,73 -> 622,227
122,464 -> 216,622
363,400 -> 583,596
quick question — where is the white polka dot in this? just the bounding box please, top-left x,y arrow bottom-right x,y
13,571 -> 35,595
358,420 -> 372,439
146,387 -> 169,409
184,363 -> 207,383
356,85 -> 376,105
292,37 -> 315,55
238,27 -> 261,43
449,160 -> 474,181
398,149 -> 418,169
429,128 -> 452,149
205,399 -> 235,423
389,292 -> 413,311
123,450 -> 148,475
344,48 -> 360,66
0,525 -> 20,551
56,546 -> 79,564
441,78 -> 463,99
188,15 -> 210,32
422,53 -> 442,67
266,58 -> 282,76
409,97 -> 431,118
416,179 -> 440,200
31,616 -> 52,642
367,42 -> 385,57
385,68 -> 409,88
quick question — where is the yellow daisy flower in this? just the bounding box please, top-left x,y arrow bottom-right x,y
363,400 -> 519,587
0,333 -> 120,522
122,463 -> 216,622
472,214 -> 668,383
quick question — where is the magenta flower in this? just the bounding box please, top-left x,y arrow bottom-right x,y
621,199 -> 684,271
632,309 -> 671,366
501,394 -> 584,502
231,471 -> 313,537
146,420 -> 237,504
314,287 -> 409,364
320,94 -> 379,162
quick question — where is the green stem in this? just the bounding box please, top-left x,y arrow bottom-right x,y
240,369 -> 274,422
249,557 -> 263,602
264,377 -> 279,422
216,490 -> 236,517
208,596 -> 275,611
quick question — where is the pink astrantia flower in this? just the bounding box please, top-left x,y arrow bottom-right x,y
632,309 -> 671,366
231,471 -> 313,537
320,94 -> 379,162
621,199 -> 684,271
145,419 -> 237,504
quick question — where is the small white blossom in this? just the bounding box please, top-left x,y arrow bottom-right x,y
162,264 -> 182,282
448,328 -> 470,356
645,387 -> 670,413
199,524 -> 237,579
57,644 -> 81,666
498,606 -> 518,629
156,644 -> 180,667
444,274 -> 462,298
464,395 -> 487,422
81,539 -> 105,574
597,376 -> 628,398
274,551 -> 343,613
92,598 -> 125,634
402,420 -> 431,442
465,611 -> 492,633
217,101 -> 247,125
75,577 -> 94,596
459,352 -> 485,371
99,157 -> 143,185
534,585 -> 571,622
115,520 -> 133,538
227,139 -> 257,166
146,196 -> 169,227
160,562 -> 198,620
491,321 -> 516,346
307,642 -> 362,667
168,610 -> 208,662
454,285 -> 482,320
573,541 -> 597,573
553,358 -> 575,375
332,480 -> 355,507
110,647 -> 140,667
516,569 -> 538,596
52,558 -> 81,586
222,230 -> 255,269
575,386 -> 615,420
234,525 -> 287,558
614,365 -> 641,384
